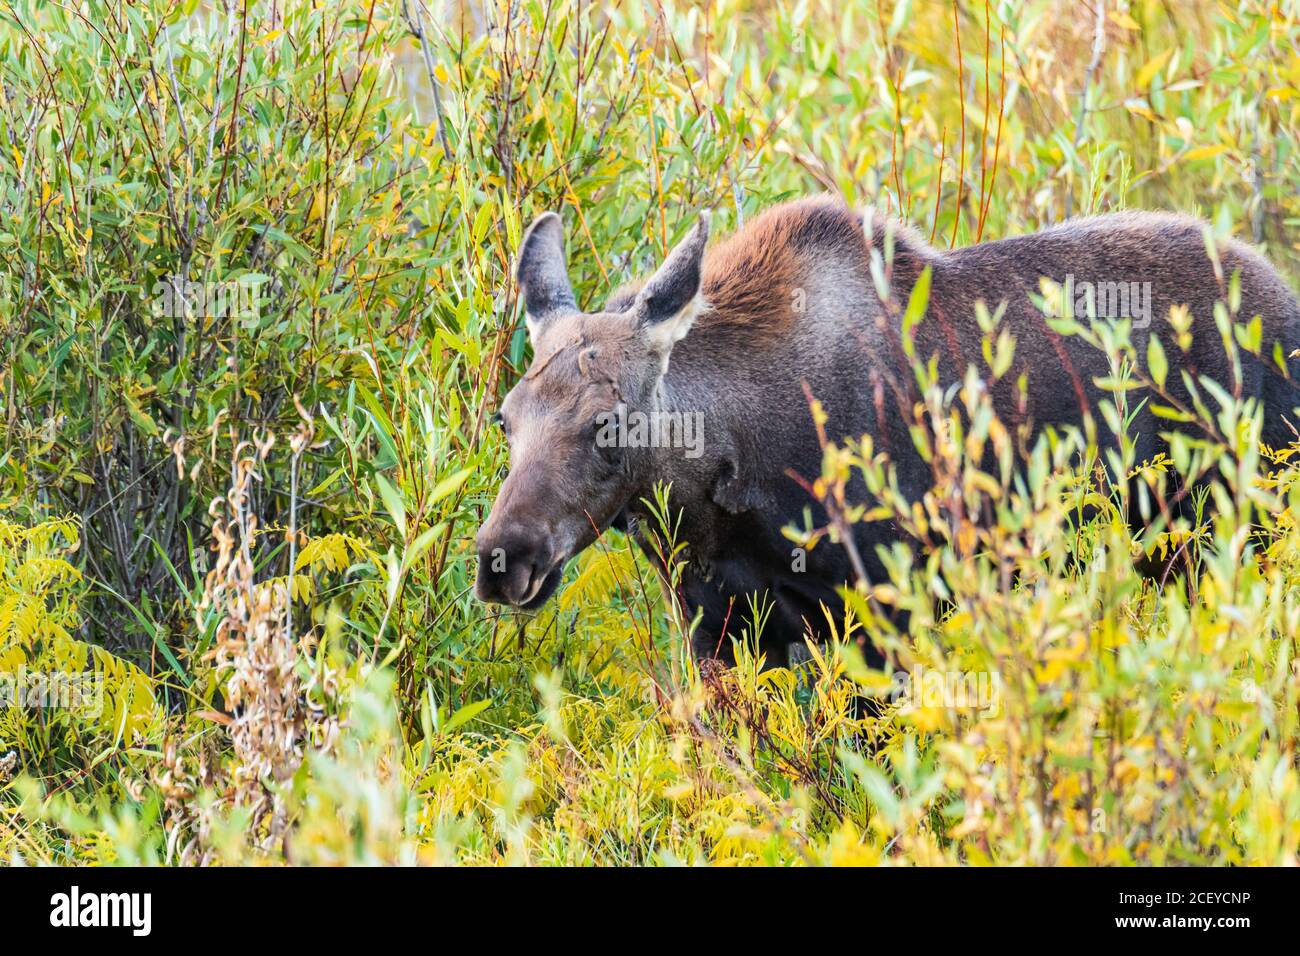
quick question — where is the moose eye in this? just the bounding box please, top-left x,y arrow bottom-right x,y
591,414 -> 624,467
491,411 -> 505,430
589,412 -> 615,442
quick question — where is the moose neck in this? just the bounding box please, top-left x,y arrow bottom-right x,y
622,201 -> 934,528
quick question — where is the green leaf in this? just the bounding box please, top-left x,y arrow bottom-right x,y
374,473 -> 407,539
900,265 -> 932,359
430,467 -> 472,505
442,699 -> 492,734
1147,334 -> 1168,389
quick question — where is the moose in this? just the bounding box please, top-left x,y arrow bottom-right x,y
475,196 -> 1300,666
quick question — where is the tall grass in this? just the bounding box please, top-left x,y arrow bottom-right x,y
0,0 -> 1298,864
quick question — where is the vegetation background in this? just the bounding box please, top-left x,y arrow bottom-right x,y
1,0 -> 1298,865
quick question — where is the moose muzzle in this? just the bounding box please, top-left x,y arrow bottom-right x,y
474,522 -> 565,609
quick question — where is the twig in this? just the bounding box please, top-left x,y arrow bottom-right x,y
1066,0 -> 1107,219
405,0 -> 452,156
949,0 -> 966,248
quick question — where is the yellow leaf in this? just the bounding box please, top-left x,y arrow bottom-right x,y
1123,98 -> 1157,121
906,706 -> 946,732
1035,657 -> 1068,683
1183,143 -> 1229,163
1135,48 -> 1174,89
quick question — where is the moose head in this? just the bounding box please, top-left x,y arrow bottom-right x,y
475,211 -> 711,609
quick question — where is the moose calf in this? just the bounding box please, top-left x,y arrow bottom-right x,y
476,197 -> 1300,666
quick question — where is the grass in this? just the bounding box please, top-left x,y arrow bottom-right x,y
0,0 -> 1298,865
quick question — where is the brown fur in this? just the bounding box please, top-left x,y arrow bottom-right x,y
699,198 -> 857,342
482,196 -> 1300,668
608,197 -> 932,345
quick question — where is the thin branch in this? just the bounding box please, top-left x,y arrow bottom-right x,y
1066,0 -> 1108,219
405,0 -> 452,157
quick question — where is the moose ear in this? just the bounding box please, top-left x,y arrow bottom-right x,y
516,212 -> 577,342
637,212 -> 710,365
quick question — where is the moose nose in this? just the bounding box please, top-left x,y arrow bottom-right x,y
475,529 -> 552,606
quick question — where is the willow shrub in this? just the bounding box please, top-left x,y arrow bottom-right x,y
1,0 -> 1299,863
